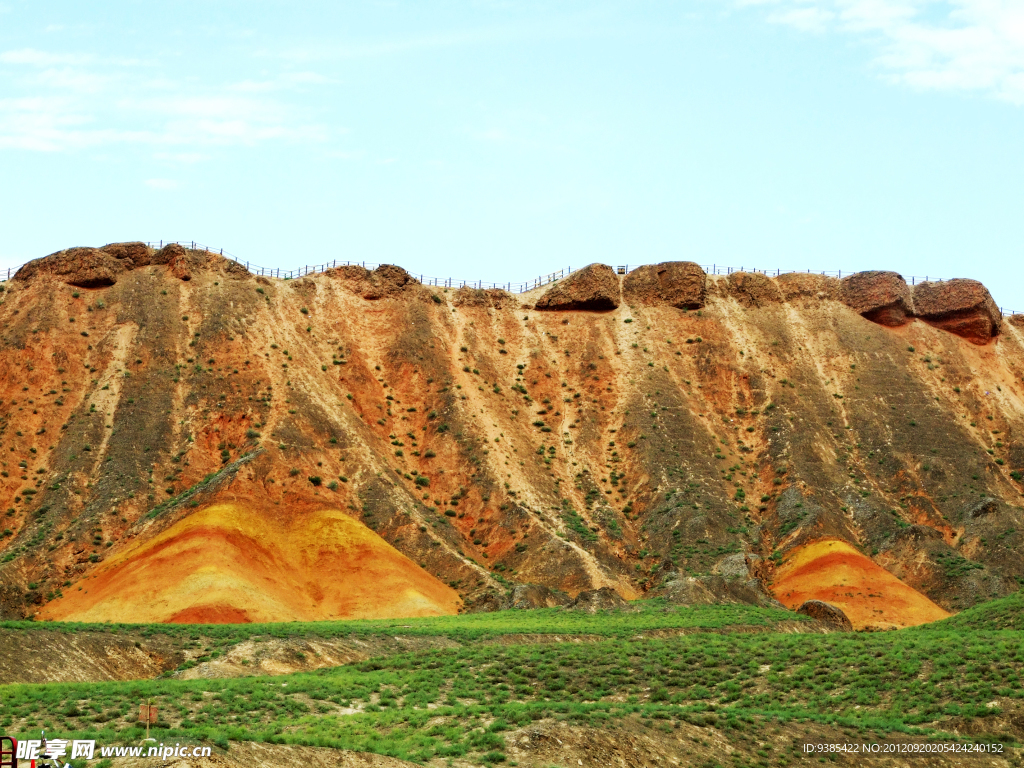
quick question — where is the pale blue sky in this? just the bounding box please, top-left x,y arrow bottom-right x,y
1,1 -> 1022,310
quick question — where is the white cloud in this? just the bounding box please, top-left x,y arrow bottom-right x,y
0,49 -> 329,152
0,48 -> 92,66
230,72 -> 334,93
738,0 -> 1024,103
144,178 -> 179,190
769,6 -> 837,32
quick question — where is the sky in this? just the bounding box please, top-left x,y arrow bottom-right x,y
1,0 -> 1022,310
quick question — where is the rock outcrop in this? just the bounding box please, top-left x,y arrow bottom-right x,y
534,264 -> 620,311
653,573 -> 783,608
100,241 -> 156,264
14,242 -> 249,286
567,586 -> 627,612
363,265 -> 419,300
504,584 -> 570,610
156,243 -> 194,280
15,246 -> 133,288
327,264 -> 421,300
452,287 -> 516,309
911,279 -> 1001,344
965,497 -> 999,520
726,271 -> 783,308
151,244 -> 251,282
796,600 -> 853,631
621,261 -> 706,309
776,272 -> 840,304
840,271 -> 913,327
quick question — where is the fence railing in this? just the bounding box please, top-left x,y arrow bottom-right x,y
622,264 -> 949,286
150,242 -> 574,293
0,241 -> 1019,316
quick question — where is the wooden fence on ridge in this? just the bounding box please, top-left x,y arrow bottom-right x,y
0,240 -> 1018,316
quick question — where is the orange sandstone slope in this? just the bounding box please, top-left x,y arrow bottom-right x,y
0,245 -> 1023,625
771,539 -> 949,630
39,502 -> 459,623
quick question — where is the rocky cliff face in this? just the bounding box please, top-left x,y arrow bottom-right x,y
1,244 -> 1022,626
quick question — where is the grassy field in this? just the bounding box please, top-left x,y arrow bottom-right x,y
2,598 -> 1022,766
914,591 -> 1024,632
0,599 -> 806,643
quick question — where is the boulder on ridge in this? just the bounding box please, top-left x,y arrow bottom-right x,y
726,271 -> 783,308
776,272 -> 840,303
912,279 -> 1001,344
840,271 -> 913,327
534,264 -> 620,311
621,261 -> 706,309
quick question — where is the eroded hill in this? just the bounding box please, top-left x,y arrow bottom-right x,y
1,243 -> 1022,627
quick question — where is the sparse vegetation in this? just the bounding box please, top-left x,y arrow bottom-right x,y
2,599 -> 1022,764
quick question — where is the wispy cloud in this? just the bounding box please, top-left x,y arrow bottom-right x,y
0,48 -> 93,66
0,48 -> 330,153
230,72 -> 334,93
737,0 -> 1024,103
272,29 -> 513,63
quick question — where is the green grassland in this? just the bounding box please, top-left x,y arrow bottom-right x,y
2,599 -> 1023,766
0,600 -> 805,644
914,591 -> 1024,633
